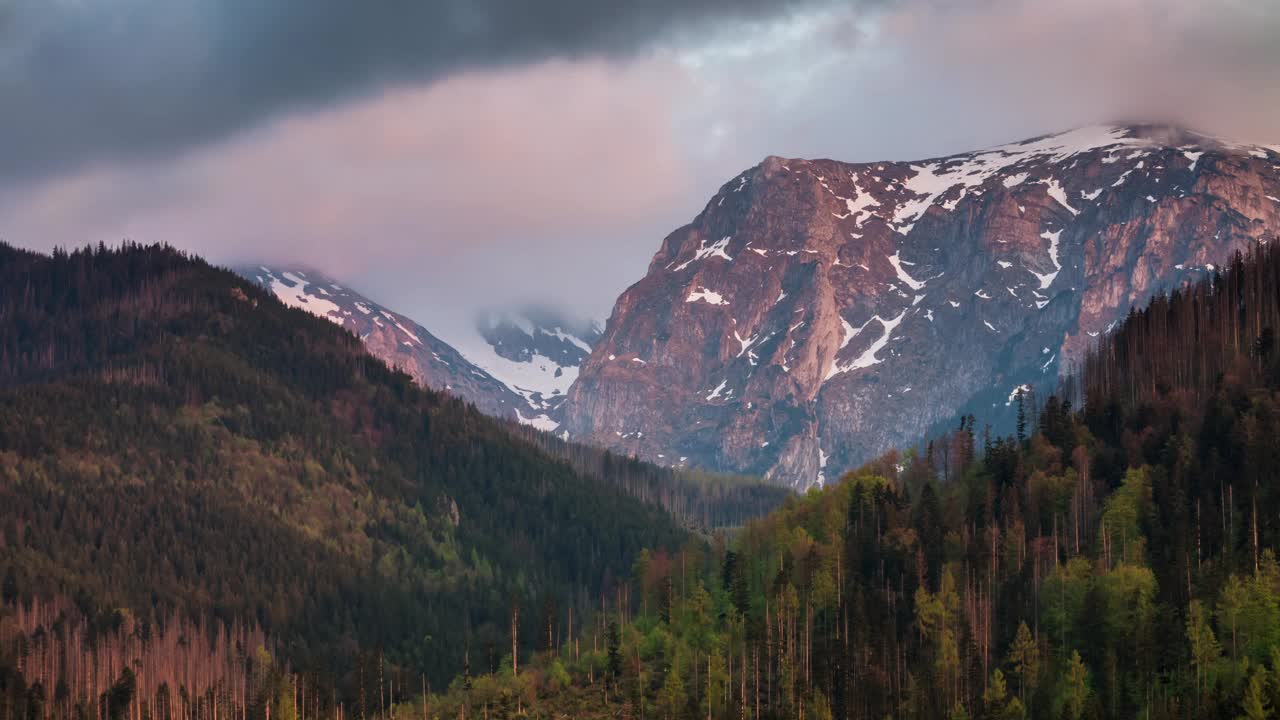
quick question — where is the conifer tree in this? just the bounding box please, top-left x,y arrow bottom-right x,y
1238,667 -> 1271,720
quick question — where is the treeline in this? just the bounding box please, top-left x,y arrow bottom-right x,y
1082,243 -> 1280,409
0,241 -> 696,711
407,242 -> 1280,719
0,595 -> 268,720
0,591 -> 430,720
506,424 -> 792,531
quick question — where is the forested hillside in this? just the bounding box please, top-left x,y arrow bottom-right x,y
505,424 -> 790,531
5,240 -> 1280,720
0,243 -> 723,719
417,242 -> 1280,719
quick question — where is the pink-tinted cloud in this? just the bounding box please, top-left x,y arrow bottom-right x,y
878,0 -> 1280,145
0,0 -> 846,183
1,58 -> 698,325
3,0 -> 1277,335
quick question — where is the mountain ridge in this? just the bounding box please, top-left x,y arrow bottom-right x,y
563,124 -> 1280,487
237,265 -> 602,431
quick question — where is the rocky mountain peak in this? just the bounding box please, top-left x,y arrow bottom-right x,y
564,124 -> 1280,487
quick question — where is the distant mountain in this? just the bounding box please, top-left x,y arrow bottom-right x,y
448,307 -> 602,431
236,265 -> 526,418
564,124 -> 1280,487
238,267 -> 600,433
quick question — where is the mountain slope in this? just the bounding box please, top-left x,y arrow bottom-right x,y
444,307 -> 601,431
236,265 -> 788,530
564,124 -> 1280,487
237,265 -> 527,418
239,267 -> 597,432
422,243 -> 1280,720
1,244 -> 689,688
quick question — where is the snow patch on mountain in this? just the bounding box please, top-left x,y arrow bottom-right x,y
1044,179 -> 1079,215
671,236 -> 734,272
436,307 -> 602,430
831,177 -> 880,225
889,125 -> 1142,235
450,334 -> 579,406
1031,230 -> 1064,290
515,409 -> 559,432
888,251 -> 927,291
263,270 -> 343,319
688,287 -> 729,305
826,310 -> 906,379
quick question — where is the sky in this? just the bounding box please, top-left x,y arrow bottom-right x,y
2,0 -> 1279,337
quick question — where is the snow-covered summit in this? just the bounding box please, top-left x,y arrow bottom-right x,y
565,123 -> 1280,487
433,307 -> 602,431
237,266 -> 600,435
236,265 -> 526,421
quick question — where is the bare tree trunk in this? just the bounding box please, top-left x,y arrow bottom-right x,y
1253,483 -> 1260,573
511,603 -> 519,677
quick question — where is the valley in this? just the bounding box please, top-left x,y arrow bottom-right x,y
3,12 -> 1280,715
244,126 -> 1280,489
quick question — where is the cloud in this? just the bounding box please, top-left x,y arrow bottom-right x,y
2,0 -> 1277,335
0,58 -> 699,328
670,0 -> 1280,174
4,0 -> 1276,189
0,0 -> 844,184
882,0 -> 1280,145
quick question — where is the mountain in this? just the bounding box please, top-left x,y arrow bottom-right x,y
236,265 -> 526,418
1,244 -> 690,693
563,124 -> 1280,487
238,267 -> 598,433
445,307 -> 602,431
236,266 -> 786,530
428,243 -> 1280,720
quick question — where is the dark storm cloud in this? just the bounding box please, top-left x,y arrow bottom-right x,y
0,0 -> 838,184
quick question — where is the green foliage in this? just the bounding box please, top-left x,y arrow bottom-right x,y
983,669 -> 1008,712
1043,557 -> 1094,649
0,242 -> 689,695
1063,651 -> 1090,720
1238,666 -> 1272,720
606,620 -> 623,681
545,660 -> 571,692
1007,622 -> 1040,704
1098,466 -> 1151,565
10,243 -> 1280,720
422,247 -> 1280,719
272,677 -> 297,720
1231,554 -> 1280,666
1190,599 -> 1224,697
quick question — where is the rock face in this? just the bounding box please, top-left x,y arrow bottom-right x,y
237,266 -> 525,418
563,125 -> 1280,487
